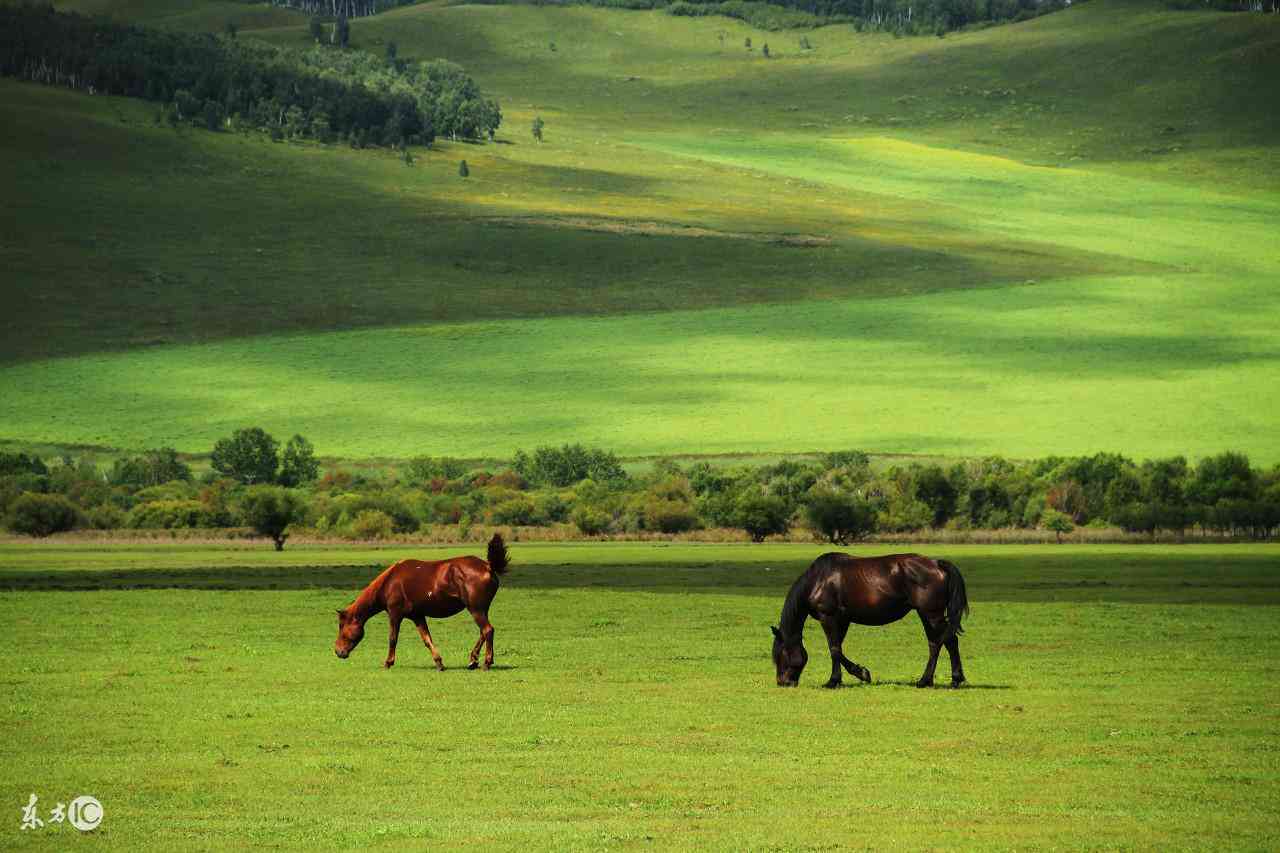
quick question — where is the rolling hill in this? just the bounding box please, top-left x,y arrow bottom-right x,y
2,0 -> 1278,461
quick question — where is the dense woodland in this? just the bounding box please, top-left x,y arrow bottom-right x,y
271,0 -> 416,17
3,435 -> 1278,543
0,4 -> 501,146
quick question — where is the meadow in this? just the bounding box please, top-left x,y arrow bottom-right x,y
2,0 -> 1279,461
2,540 -> 1278,848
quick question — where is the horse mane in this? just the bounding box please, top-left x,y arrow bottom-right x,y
779,568 -> 816,641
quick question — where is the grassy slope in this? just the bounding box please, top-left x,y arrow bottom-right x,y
2,543 -> 1278,848
2,0 -> 1279,460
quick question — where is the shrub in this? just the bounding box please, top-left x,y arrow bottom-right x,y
127,499 -> 210,529
572,506 -> 612,536
1042,508 -> 1075,543
349,509 -> 394,540
406,456 -> 468,483
491,496 -> 538,526
241,486 -> 307,550
734,490 -> 790,542
643,498 -> 700,533
514,444 -> 627,487
7,492 -> 80,537
803,489 -> 877,544
86,503 -> 126,530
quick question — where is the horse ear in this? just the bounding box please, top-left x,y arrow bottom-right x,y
770,625 -> 781,639
336,609 -> 344,617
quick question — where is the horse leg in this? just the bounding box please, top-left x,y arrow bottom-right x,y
467,608 -> 494,671
385,613 -> 402,670
945,636 -> 966,688
412,616 -> 445,671
916,611 -> 945,688
819,617 -> 849,688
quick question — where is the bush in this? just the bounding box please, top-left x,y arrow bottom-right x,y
86,503 -> 126,530
1042,508 -> 1075,543
127,499 -> 211,529
643,498 -> 700,533
803,489 -> 877,544
7,492 -> 80,537
572,506 -> 612,536
734,490 -> 790,542
491,496 -> 538,526
241,486 -> 307,550
349,509 -> 394,540
514,444 -> 627,487
407,456 -> 468,483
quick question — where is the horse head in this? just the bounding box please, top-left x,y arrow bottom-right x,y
771,625 -> 808,687
334,608 -> 365,659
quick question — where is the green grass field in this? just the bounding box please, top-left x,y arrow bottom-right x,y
2,0 -> 1279,461
2,541 -> 1278,848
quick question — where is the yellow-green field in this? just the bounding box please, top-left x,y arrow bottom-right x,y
2,0 -> 1278,460
2,541 -> 1279,848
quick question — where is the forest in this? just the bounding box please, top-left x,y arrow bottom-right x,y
0,4 -> 501,146
3,436 -> 1278,543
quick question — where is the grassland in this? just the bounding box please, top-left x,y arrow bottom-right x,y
2,541 -> 1278,848
2,0 -> 1279,461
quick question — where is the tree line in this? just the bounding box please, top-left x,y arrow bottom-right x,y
271,0 -> 416,17
3,437 -> 1279,546
0,4 -> 501,147
472,0 -> 1069,34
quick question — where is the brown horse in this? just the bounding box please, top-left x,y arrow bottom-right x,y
771,552 -> 969,689
335,534 -> 509,670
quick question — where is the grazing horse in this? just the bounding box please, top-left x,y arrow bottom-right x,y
335,534 -> 509,671
771,552 -> 969,689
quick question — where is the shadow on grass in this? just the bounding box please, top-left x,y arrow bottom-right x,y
3,557 -> 1279,605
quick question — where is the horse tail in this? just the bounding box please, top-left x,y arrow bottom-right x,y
938,559 -> 969,641
487,533 -> 510,575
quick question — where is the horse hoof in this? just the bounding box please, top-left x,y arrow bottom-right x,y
823,680 -> 841,689
916,679 -> 933,688
434,662 -> 445,672
482,662 -> 492,671
467,661 -> 479,670
951,679 -> 966,689
384,661 -> 394,670
858,668 -> 872,684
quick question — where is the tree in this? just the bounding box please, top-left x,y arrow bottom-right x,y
913,465 -> 958,527
211,427 -> 279,485
109,447 -> 191,488
744,36 -> 752,49
459,159 -> 469,177
1042,508 -> 1074,543
279,434 -> 320,487
735,490 -> 790,542
334,15 -> 349,48
241,486 -> 306,551
224,20 -> 237,40
7,492 -> 80,537
803,489 -> 876,544
531,115 -> 544,143
309,15 -> 323,43
385,40 -> 397,63
762,43 -> 770,58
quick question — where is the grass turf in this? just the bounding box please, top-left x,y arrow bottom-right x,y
1,542 -> 1278,848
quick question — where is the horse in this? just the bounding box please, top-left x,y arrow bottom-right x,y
335,533 -> 509,671
771,552 -> 969,689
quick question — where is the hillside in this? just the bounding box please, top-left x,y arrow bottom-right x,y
2,0 -> 1278,460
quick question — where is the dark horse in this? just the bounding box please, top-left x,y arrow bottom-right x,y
771,552 -> 969,689
335,534 -> 509,670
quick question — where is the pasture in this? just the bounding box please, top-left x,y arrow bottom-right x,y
2,541 -> 1278,848
3,0 -> 1280,460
